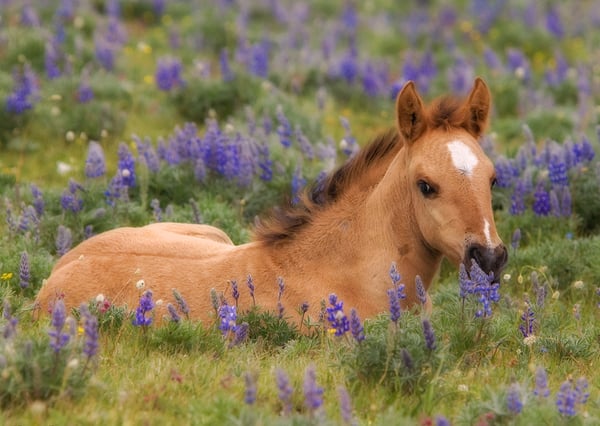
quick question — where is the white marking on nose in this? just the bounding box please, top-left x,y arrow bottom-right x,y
483,219 -> 493,247
447,140 -> 479,177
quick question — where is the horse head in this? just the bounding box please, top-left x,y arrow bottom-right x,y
395,78 -> 507,282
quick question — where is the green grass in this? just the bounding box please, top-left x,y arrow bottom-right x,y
2,0 -> 600,424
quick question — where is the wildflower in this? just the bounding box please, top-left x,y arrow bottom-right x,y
55,225 -> 73,257
229,280 -> 239,307
574,377 -> 590,405
556,380 -> 577,417
85,141 -> 106,178
79,304 -> 99,359
506,383 -> 523,414
60,179 -> 84,214
117,143 -> 136,188
219,49 -> 234,82
155,57 -> 185,91
2,299 -> 18,339
422,319 -> 436,351
77,75 -> 94,103
218,304 -> 237,335
48,300 -> 70,353
326,294 -> 349,336
389,262 -> 402,286
276,106 -> 292,148
415,275 -> 427,305
172,289 -> 189,318
167,303 -> 180,323
388,288 -> 402,323
246,274 -> 255,305
244,372 -> 257,405
231,322 -> 249,346
532,182 -> 551,216
45,41 -> 61,79
210,288 -> 220,314
291,165 -> 306,204
275,368 -> 293,415
338,386 -> 355,425
459,260 -> 500,318
277,277 -> 285,318
549,155 -> 568,187
150,199 -> 162,222
303,364 -> 323,414
6,64 -> 39,114
545,5 -> 564,38
533,366 -> 550,398
435,416 -> 451,426
132,290 -> 154,327
31,184 -> 45,217
349,308 -> 365,342
19,251 -> 30,289
511,228 -> 521,251
572,303 -> 581,321
519,303 -> 536,338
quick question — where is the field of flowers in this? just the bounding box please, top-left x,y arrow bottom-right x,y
2,0 -> 600,424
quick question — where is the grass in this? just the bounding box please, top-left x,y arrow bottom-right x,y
2,0 -> 600,424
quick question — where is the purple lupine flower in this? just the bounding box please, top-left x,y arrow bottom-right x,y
326,294 -> 350,336
56,225 -> 73,257
244,372 -> 257,405
303,364 -> 323,414
556,381 -> 577,417
231,322 -> 249,347
415,275 -> 427,305
94,38 -> 116,71
560,187 -> 572,217
167,303 -> 180,323
519,304 -> 536,338
459,260 -> 500,318
21,3 -> 40,27
249,39 -> 269,78
295,127 -> 315,160
550,189 -> 561,217
506,383 -> 523,414
574,377 -> 590,405
31,184 -> 45,217
60,179 -> 84,214
230,280 -> 239,307
219,49 -> 234,82
150,199 -> 162,222
548,155 -> 568,187
45,42 -> 61,79
339,116 -> 358,157
48,299 -> 70,353
132,290 -> 154,327
533,366 -> 550,397
79,304 -> 99,359
246,274 -> 255,305
6,64 -> 39,114
509,180 -> 527,215
422,319 -> 436,351
2,299 -> 18,339
117,143 -> 136,188
338,386 -> 354,425
533,182 -> 551,216
511,228 -> 521,251
435,416 -> 451,426
546,5 -> 564,38
401,348 -> 414,371
277,277 -> 285,318
19,251 -> 30,289
172,289 -> 189,318
291,165 -> 306,204
105,173 -> 128,206
218,304 -> 237,335
349,308 -> 365,342
85,141 -> 106,178
77,74 -> 94,103
388,287 -> 401,323
155,57 -> 185,91
276,107 -> 293,148
275,368 -> 293,415
389,262 -> 402,286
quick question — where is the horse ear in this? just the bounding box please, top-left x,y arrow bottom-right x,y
463,77 -> 491,139
395,81 -> 426,143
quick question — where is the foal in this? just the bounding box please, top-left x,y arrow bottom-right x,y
36,78 -> 507,326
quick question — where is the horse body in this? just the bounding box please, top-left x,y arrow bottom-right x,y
36,78 -> 507,326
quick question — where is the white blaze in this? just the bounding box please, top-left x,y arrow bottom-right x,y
447,140 -> 479,177
483,219 -> 493,247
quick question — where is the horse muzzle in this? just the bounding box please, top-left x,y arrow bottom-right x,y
465,243 -> 508,283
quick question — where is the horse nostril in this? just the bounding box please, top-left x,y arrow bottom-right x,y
467,244 -> 484,266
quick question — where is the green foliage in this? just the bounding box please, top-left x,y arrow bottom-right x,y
238,306 -> 300,348
571,168 -> 600,234
173,77 -> 261,123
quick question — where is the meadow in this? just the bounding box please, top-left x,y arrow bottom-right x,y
1,0 -> 600,424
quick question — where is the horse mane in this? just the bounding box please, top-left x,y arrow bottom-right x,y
252,129 -> 400,244
252,94 -> 471,244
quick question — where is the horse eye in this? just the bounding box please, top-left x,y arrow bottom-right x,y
417,180 -> 436,197
491,178 -> 498,189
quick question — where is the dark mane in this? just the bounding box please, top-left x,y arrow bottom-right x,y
252,129 -> 400,244
428,96 -> 465,130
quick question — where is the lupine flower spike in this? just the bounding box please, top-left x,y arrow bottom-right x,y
326,293 -> 349,336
